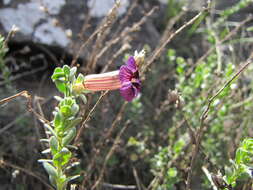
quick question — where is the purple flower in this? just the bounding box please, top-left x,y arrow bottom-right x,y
119,56 -> 141,102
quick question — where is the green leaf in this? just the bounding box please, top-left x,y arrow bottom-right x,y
54,111 -> 62,128
54,67 -> 63,74
54,96 -> 63,102
62,127 -> 77,146
51,72 -> 65,81
42,149 -> 51,154
60,105 -> 72,117
38,159 -> 53,163
168,167 -> 177,178
49,175 -> 57,188
51,67 -> 64,81
62,117 -> 82,132
43,124 -> 57,137
49,136 -> 58,155
66,145 -> 78,150
40,139 -> 49,143
53,148 -> 72,166
69,67 -> 77,81
247,26 -> 253,32
76,73 -> 84,83
71,104 -> 79,116
43,162 -> 57,178
173,139 -> 185,155
79,94 -> 87,104
55,81 -> 67,94
63,65 -> 70,75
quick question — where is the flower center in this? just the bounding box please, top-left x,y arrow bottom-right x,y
131,78 -> 137,83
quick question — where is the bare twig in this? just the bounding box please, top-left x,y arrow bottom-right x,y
81,101 -> 128,187
74,91 -> 108,145
191,15 -> 253,70
0,56 -> 48,86
0,91 -> 51,126
186,53 -> 253,190
0,91 -> 29,105
142,3 -> 211,74
133,167 -> 146,190
102,43 -> 131,73
0,159 -> 53,189
91,120 -> 130,189
95,6 -> 158,72
86,1 -> 120,72
102,183 -> 136,190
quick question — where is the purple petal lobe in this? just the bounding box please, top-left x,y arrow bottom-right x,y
126,56 -> 137,73
119,65 -> 132,83
132,79 -> 141,93
119,56 -> 141,101
120,82 -> 137,102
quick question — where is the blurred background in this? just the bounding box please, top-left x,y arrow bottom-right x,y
1,0 -> 253,189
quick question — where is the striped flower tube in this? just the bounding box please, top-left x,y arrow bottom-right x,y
84,71 -> 121,91
73,50 -> 145,101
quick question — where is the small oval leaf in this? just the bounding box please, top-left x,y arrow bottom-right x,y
49,136 -> 58,155
62,127 -> 77,146
43,162 -> 57,178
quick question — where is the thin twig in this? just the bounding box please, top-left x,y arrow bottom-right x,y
86,1 -> 120,72
101,43 -> 131,73
186,53 -> 253,190
95,6 -> 158,72
0,91 -> 51,126
142,3 -> 211,74
0,159 -> 53,189
133,167 -> 146,190
74,91 -> 108,145
186,15 -> 253,76
91,120 -> 130,189
102,182 -> 136,190
81,101 -> 128,187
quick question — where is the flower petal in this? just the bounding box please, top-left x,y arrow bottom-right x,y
126,56 -> 137,73
132,79 -> 141,93
119,65 -> 132,83
120,82 -> 137,102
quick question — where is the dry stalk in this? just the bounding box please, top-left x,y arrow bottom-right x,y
91,120 -> 130,189
186,15 -> 253,76
0,56 -> 48,86
141,2 -> 211,75
85,1 -> 120,72
133,167 -> 146,190
81,101 -> 128,188
0,90 -> 52,130
102,42 -> 131,73
95,6 -> 158,72
186,53 -> 253,190
74,91 -> 108,145
0,159 -> 53,189
102,183 -> 136,189
113,0 -> 138,37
